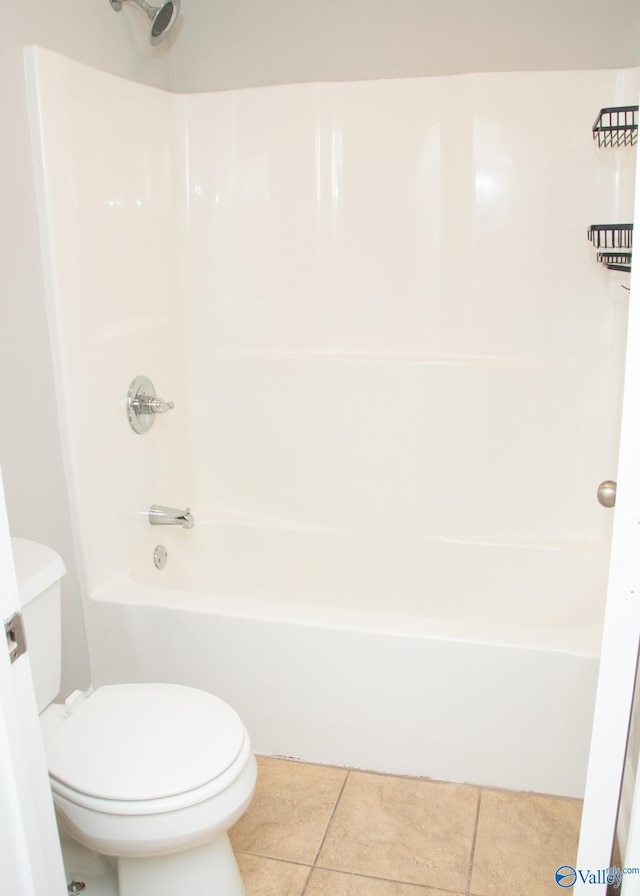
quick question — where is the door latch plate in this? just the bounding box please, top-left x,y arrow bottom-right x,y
4,611 -> 27,664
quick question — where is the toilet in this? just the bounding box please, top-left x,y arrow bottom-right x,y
11,537 -> 257,896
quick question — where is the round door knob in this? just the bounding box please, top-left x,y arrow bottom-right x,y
597,480 -> 617,508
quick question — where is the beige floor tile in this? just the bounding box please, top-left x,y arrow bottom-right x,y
230,756 -> 347,863
470,789 -> 582,896
317,771 -> 479,891
237,853 -> 311,896
306,867 -> 463,895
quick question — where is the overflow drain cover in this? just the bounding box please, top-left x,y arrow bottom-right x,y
153,544 -> 168,570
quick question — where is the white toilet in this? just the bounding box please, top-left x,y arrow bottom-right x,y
12,537 -> 257,896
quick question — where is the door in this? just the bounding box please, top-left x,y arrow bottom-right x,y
0,464 -> 67,896
576,127 -> 640,891
620,763 -> 640,894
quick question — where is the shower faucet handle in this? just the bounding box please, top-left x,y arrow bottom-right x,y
127,375 -> 175,434
144,395 -> 175,415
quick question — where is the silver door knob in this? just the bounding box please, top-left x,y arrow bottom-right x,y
597,480 -> 617,508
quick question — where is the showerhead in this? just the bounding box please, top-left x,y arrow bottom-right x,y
109,0 -> 180,46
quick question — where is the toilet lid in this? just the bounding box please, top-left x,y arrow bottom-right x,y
45,684 -> 246,802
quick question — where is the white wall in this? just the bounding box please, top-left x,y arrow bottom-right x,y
0,1 -> 175,695
168,0 -> 640,93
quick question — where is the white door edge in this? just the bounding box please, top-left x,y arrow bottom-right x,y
0,463 -> 67,896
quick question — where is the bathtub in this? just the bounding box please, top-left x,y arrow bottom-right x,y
86,521 -> 605,798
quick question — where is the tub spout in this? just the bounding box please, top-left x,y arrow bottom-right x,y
149,505 -> 195,529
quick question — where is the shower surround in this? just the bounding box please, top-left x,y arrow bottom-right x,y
26,47 -> 639,796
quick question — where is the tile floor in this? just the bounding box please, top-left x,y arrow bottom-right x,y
230,756 -> 583,896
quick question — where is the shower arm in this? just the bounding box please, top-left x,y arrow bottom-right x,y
108,0 -> 181,45
124,0 -> 155,20
109,0 -> 152,15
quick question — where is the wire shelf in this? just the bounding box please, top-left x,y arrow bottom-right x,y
588,225 -> 633,272
592,105 -> 639,147
587,223 -> 633,249
596,252 -> 632,272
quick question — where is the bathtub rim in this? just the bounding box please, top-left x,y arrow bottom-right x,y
93,569 -> 603,658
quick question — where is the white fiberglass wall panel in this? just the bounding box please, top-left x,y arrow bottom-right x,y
29,50 -> 639,617
185,70 -> 638,590
27,48 -> 190,592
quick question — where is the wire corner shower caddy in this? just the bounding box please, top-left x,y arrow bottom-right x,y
587,105 -> 638,274
592,105 -> 639,148
587,224 -> 633,273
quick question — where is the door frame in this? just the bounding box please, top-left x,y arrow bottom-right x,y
576,99 -> 640,891
0,463 -> 67,895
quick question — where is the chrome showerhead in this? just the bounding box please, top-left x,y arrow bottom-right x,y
109,0 -> 180,45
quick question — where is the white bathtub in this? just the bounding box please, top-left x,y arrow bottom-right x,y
87,522 -> 605,798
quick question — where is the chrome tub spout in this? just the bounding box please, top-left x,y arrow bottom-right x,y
149,505 -> 195,529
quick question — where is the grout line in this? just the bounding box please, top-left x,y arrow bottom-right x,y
233,846 -> 475,896
310,768 -> 351,867
466,789 -> 483,895
299,863 -> 314,896
236,850 -> 313,870
309,863 -> 469,895
236,851 -> 316,896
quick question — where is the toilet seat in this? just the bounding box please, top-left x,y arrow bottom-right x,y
45,683 -> 246,810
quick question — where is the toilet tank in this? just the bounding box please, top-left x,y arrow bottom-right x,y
11,538 -> 66,713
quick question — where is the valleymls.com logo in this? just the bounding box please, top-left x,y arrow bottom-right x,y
555,865 -> 640,889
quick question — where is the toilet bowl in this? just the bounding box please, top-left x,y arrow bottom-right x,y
12,538 -> 257,896
43,683 -> 257,896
